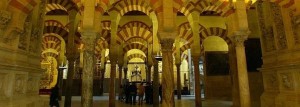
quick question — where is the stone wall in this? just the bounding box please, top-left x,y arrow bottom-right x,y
248,72 -> 264,107
0,1 -> 46,106
205,75 -> 232,100
0,46 -> 45,107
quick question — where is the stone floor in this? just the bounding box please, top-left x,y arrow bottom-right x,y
43,95 -> 233,107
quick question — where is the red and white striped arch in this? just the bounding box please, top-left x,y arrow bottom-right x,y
101,20 -> 111,30
108,0 -> 154,16
127,53 -> 146,61
125,37 -> 148,46
44,20 -> 82,45
45,20 -> 68,31
179,1 -> 209,16
178,22 -> 193,43
176,22 -> 205,54
41,35 -> 62,59
95,38 -> 109,57
100,20 -> 111,44
199,27 -> 231,45
179,41 -> 193,54
123,43 -> 148,54
42,35 -> 62,51
8,0 -> 38,14
179,0 -> 234,17
46,0 -> 79,14
117,21 -> 153,44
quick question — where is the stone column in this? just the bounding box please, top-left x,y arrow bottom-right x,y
229,45 -> 240,107
152,60 -> 160,107
64,57 -> 76,107
161,38 -> 175,107
64,10 -> 77,107
193,56 -> 202,107
176,64 -> 182,99
57,67 -> 65,101
109,60 -> 117,107
81,33 -> 96,107
231,32 -> 251,107
123,67 -> 128,80
188,49 -> 194,95
146,65 -> 152,82
100,66 -> 105,95
118,65 -> 122,100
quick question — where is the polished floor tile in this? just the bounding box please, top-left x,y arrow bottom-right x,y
45,95 -> 233,107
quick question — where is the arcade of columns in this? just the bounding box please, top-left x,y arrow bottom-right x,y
0,0 -> 300,107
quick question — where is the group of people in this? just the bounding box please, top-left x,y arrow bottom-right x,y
49,82 -> 163,107
120,82 -> 162,105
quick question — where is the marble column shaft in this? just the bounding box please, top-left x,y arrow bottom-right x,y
64,11 -> 77,107
231,33 -> 251,107
81,34 -> 96,107
123,67 -> 128,80
229,45 -> 240,107
118,65 -> 122,98
176,64 -> 182,100
193,56 -> 202,107
161,38 -> 175,107
109,61 -> 117,107
153,61 -> 159,107
100,68 -> 105,95
57,67 -> 64,101
147,65 -> 152,82
64,58 -> 76,107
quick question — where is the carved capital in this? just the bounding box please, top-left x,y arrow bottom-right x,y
160,38 -> 174,52
0,10 -> 12,27
81,32 -> 97,52
280,73 -> 294,90
230,30 -> 250,47
3,27 -> 23,44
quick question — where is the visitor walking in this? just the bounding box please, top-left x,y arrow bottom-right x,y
49,85 -> 59,107
137,83 -> 145,105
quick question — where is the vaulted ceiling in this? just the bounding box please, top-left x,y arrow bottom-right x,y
36,0 -> 298,66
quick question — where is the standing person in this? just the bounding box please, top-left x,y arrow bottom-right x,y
159,84 -> 162,103
129,82 -> 137,104
137,83 -> 145,105
145,82 -> 151,104
149,83 -> 153,104
125,82 -> 130,104
49,85 -> 59,107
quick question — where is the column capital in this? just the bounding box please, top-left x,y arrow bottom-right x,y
160,38 -> 174,52
230,30 -> 250,47
81,32 -> 97,52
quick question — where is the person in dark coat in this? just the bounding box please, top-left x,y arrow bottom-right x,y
49,85 -> 59,107
159,84 -> 162,103
145,82 -> 153,104
125,82 -> 130,104
129,82 -> 137,104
